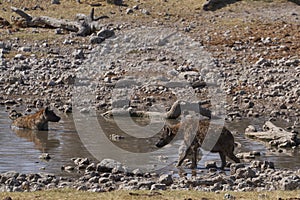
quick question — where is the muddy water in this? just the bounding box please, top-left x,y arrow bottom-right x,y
0,106 -> 299,176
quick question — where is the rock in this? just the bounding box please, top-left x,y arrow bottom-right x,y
109,134 -> 125,141
138,181 -> 155,190
62,166 -> 75,171
97,159 -> 123,173
245,125 -> 257,132
51,0 -> 60,4
107,0 -> 123,5
90,36 -> 105,44
77,185 -> 87,191
150,183 -> 166,191
141,9 -> 150,15
224,193 -> 235,199
205,161 -> 217,169
39,153 -> 51,160
280,176 -> 300,190
18,46 -> 31,52
235,167 -> 256,179
230,163 -> 245,175
14,54 -> 24,60
73,157 -> 89,166
255,57 -> 270,66
245,121 -> 299,148
250,160 -> 275,170
86,163 -> 96,172
158,174 -> 173,186
72,49 -> 84,59
132,169 -> 143,176
126,8 -> 134,14
97,29 -> 115,39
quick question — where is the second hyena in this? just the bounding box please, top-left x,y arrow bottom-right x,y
156,117 -> 240,169
11,107 -> 61,130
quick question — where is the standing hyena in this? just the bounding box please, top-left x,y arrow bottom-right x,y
11,107 -> 61,130
156,117 -> 240,169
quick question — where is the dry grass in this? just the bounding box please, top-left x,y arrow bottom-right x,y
0,189 -> 299,200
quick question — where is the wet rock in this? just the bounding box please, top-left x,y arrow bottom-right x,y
72,158 -> 90,166
158,174 -> 173,186
39,153 -> 51,160
109,134 -> 125,141
205,161 -> 217,169
132,169 -> 143,176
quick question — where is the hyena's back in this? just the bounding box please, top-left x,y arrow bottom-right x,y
12,107 -> 60,130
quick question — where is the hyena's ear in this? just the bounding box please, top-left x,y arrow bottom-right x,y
44,106 -> 50,115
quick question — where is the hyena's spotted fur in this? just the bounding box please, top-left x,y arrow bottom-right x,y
11,107 -> 60,130
156,117 -> 240,169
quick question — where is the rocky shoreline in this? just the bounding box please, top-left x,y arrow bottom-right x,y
1,158 -> 300,193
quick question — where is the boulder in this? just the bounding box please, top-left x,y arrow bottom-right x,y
245,121 -> 299,148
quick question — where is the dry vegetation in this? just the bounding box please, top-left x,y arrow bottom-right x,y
0,189 -> 300,200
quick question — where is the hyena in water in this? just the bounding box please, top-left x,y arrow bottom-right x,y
156,117 -> 240,169
11,107 -> 61,130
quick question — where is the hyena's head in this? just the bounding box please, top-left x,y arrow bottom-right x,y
155,124 -> 178,148
44,107 -> 61,122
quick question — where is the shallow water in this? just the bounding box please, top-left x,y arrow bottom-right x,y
0,106 -> 299,176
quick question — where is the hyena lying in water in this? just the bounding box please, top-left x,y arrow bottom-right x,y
11,107 -> 61,130
156,117 -> 240,169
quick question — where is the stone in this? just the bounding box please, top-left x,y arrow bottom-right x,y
141,9 -> 150,15
245,121 -> 299,148
150,183 -> 166,191
51,0 -> 60,4
126,8 -> 134,14
97,159 -> 123,173
230,163 -> 245,175
72,49 -> 84,59
39,153 -> 51,160
205,161 -> 217,169
14,54 -> 24,59
158,174 -> 173,186
90,36 -> 105,44
97,29 -> 115,39
107,0 -> 123,5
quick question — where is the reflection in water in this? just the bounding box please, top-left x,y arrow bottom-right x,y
12,128 -> 60,152
0,106 -> 300,175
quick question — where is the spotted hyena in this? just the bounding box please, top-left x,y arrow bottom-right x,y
11,107 -> 61,130
156,117 -> 240,169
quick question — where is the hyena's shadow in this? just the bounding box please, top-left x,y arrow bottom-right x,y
12,128 -> 60,152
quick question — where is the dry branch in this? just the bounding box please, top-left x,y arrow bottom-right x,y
11,7 -> 106,36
